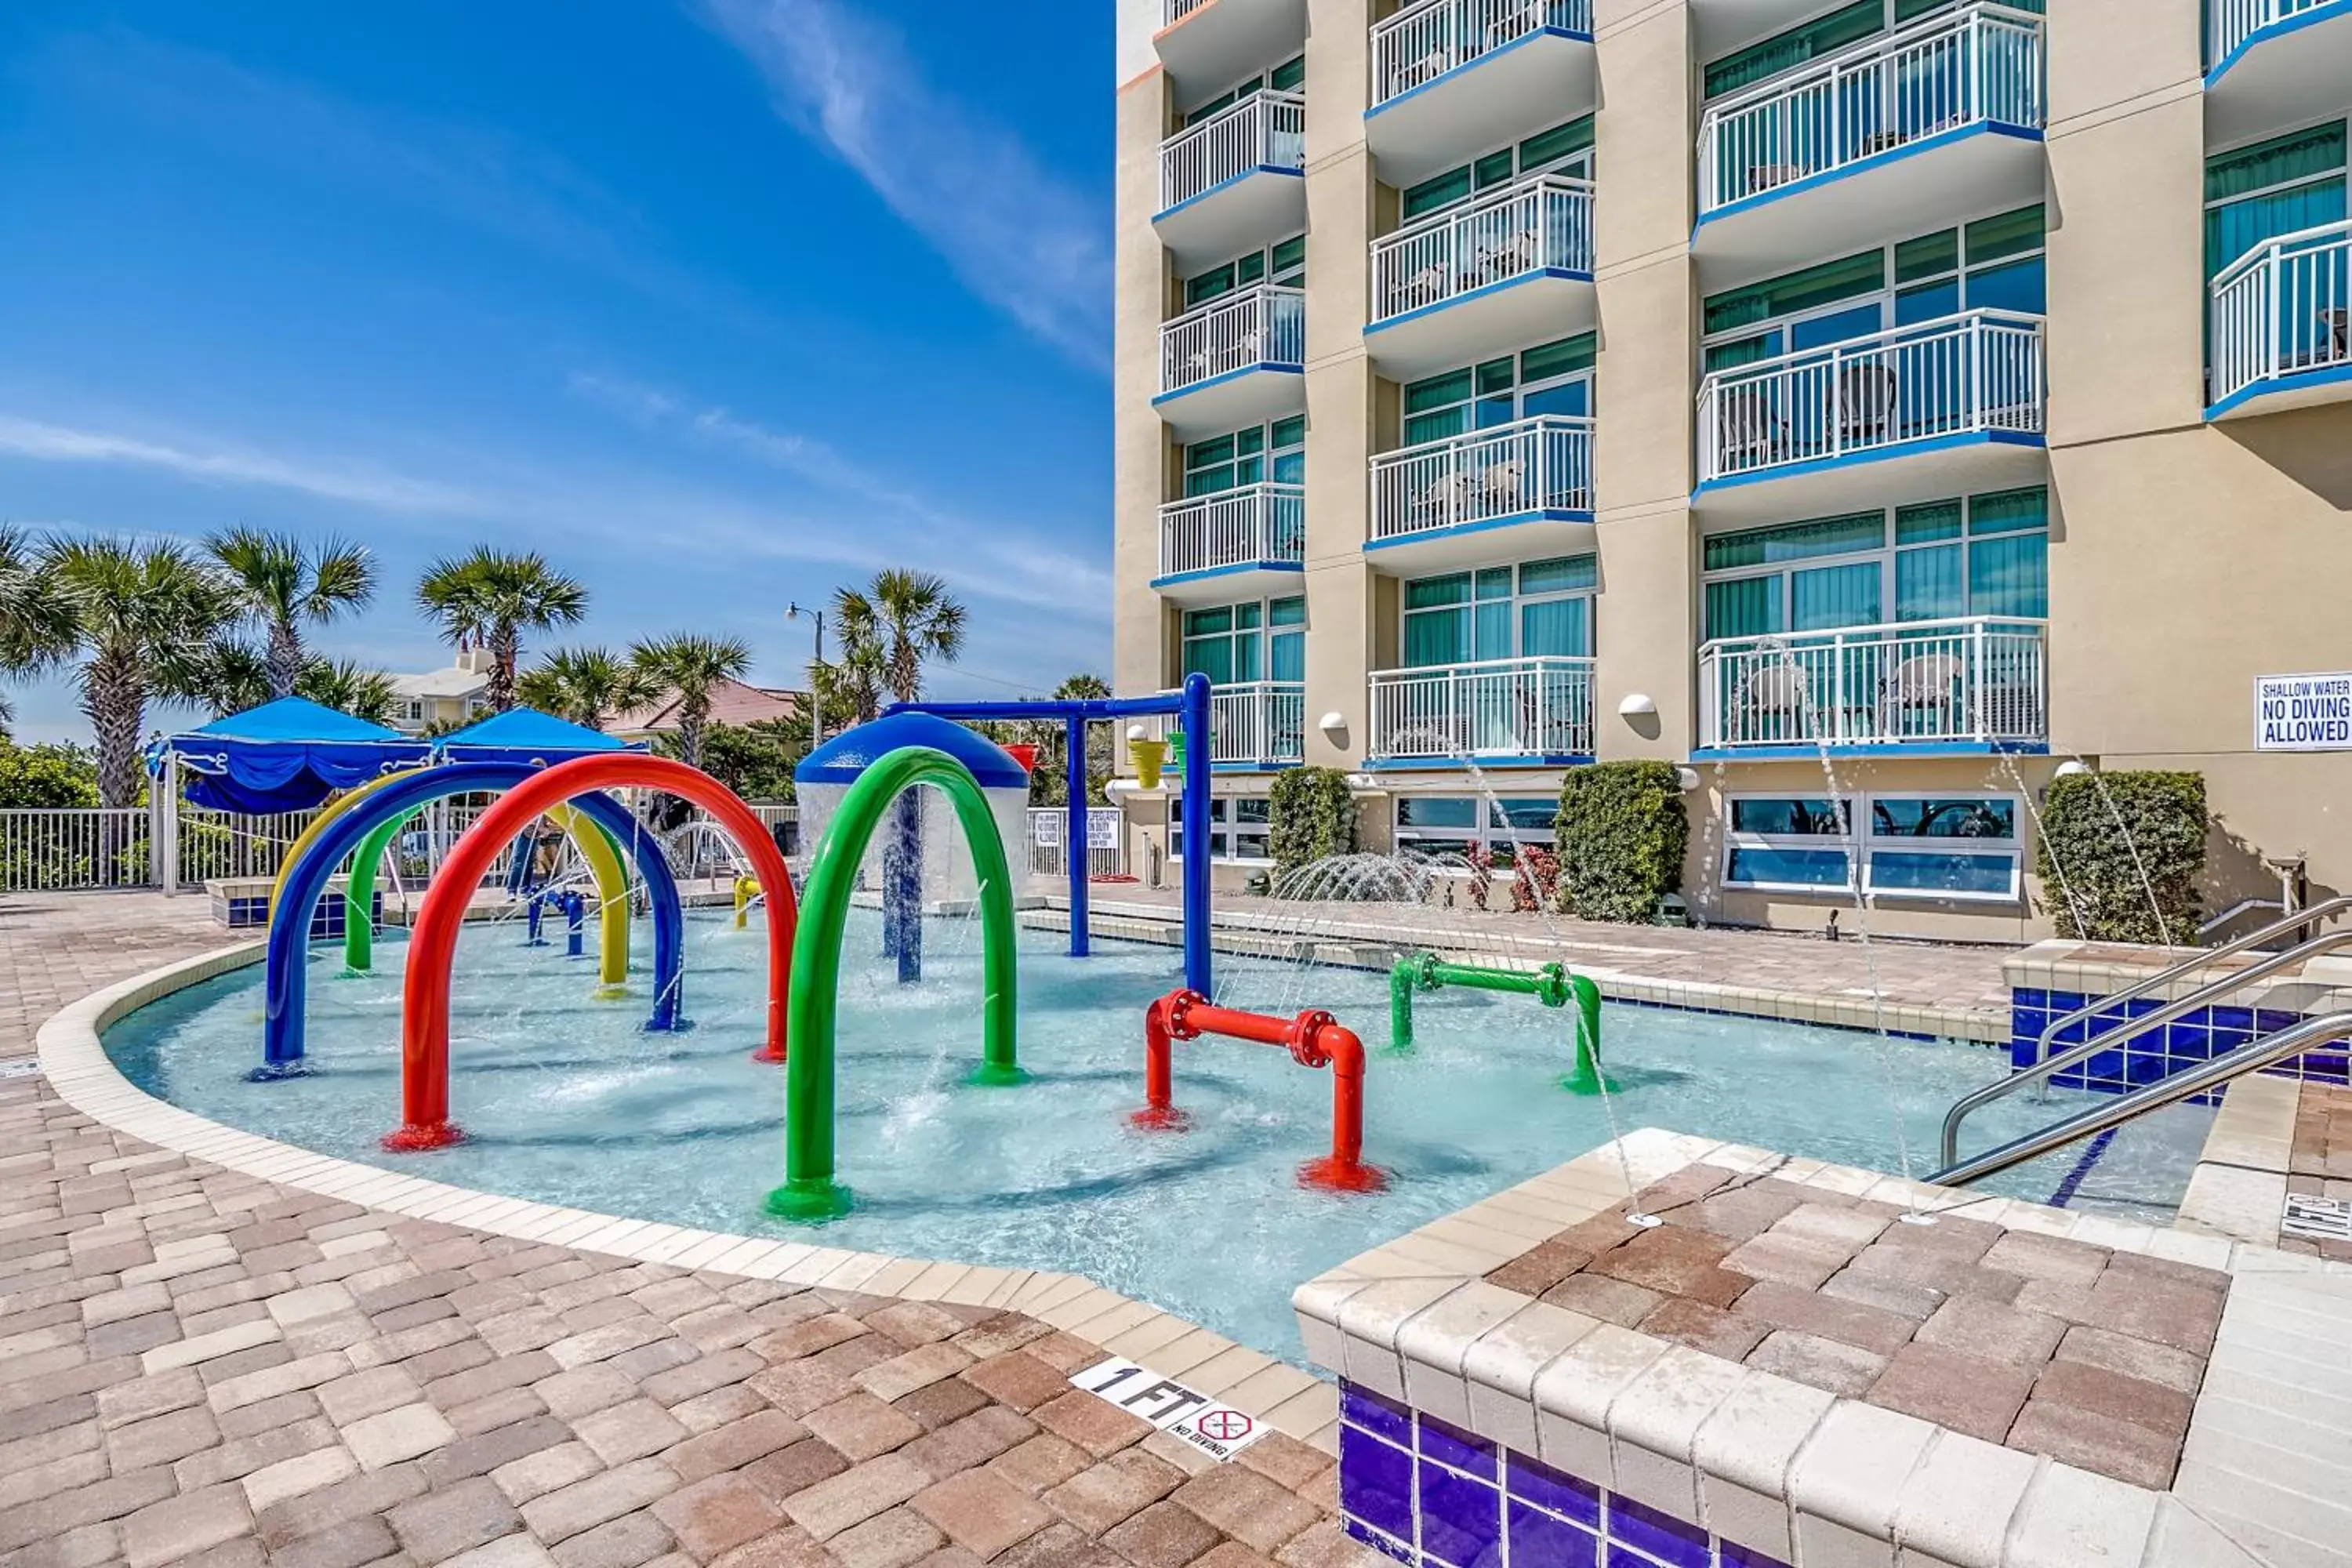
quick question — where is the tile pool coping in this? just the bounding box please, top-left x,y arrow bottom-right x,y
35,940 -> 1347,1457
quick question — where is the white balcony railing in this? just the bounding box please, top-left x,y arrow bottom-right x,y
1369,657 -> 1595,760
2212,0 -> 2340,64
1160,91 -> 1305,212
1698,2 -> 2044,214
1697,309 -> 2045,484
1372,0 -> 1592,107
1153,682 -> 1306,766
1158,483 -> 1306,578
1165,0 -> 1212,24
1699,617 -> 2048,750
1160,285 -> 1305,395
1370,172 -> 1592,322
1370,416 -> 1592,542
2211,219 -> 2352,408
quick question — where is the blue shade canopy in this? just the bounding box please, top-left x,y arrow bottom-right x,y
146,697 -> 434,814
434,707 -> 644,768
795,713 -> 1028,789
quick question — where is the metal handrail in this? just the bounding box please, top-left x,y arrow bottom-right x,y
1929,1011 -> 2352,1187
1937,895 -> 2352,1166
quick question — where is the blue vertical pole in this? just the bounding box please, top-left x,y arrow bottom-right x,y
894,790 -> 922,985
1065,715 -> 1089,959
1180,672 -> 1213,996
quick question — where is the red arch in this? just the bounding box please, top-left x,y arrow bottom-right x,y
390,753 -> 797,1150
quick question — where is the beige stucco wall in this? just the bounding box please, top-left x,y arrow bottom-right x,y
1112,71 -> 1171,704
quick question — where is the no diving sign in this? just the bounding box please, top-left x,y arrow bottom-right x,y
1069,1357 -> 1269,1462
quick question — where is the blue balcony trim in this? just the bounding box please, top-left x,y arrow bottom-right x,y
1363,25 -> 1593,123
1149,560 -> 1306,590
2204,359 -> 2352,420
1691,740 -> 2049,761
1152,362 -> 1305,408
1168,760 -> 1305,776
1365,267 -> 1593,337
1692,121 -> 2042,238
1150,164 -> 1305,227
2207,0 -> 2352,86
1691,427 -> 2045,501
1363,753 -> 1592,771
1364,509 -> 1594,554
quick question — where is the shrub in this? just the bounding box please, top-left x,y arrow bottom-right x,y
1555,761 -> 1689,923
0,742 -> 99,808
1268,767 -> 1356,891
2036,770 -> 2205,944
1515,845 -> 1561,913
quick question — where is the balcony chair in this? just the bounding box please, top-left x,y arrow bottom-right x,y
1181,326 -> 1264,386
2323,308 -> 2350,365
1718,386 -> 1787,471
1412,472 -> 1474,529
1743,162 -> 1808,197
1831,362 -> 1899,447
1726,641 -> 1815,742
1487,0 -> 1558,45
1399,263 -> 1452,311
1876,651 -> 1965,740
1480,459 -> 1528,515
1473,227 -> 1542,285
1388,51 -> 1453,97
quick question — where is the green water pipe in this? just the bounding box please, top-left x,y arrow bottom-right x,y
767,745 -> 1025,1223
1389,952 -> 1607,1094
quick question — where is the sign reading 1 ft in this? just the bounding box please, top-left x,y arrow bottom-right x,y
1069,1357 -> 1269,1462
2256,672 -> 2352,751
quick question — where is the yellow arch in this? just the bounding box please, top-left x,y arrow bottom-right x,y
543,803 -> 632,989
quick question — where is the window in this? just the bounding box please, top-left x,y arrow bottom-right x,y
2204,121 -> 2347,283
1178,55 -> 1305,127
1183,234 -> 1306,310
1403,556 -> 1596,668
401,699 -> 425,722
1399,117 -> 1595,223
1701,487 -> 2048,640
1402,335 -> 1595,447
1181,597 -> 1305,685
1182,418 -> 1305,498
1701,207 -> 2045,371
1393,796 -> 1557,867
1703,0 -> 2045,101
1171,796 -> 1272,862
1722,792 -> 2024,901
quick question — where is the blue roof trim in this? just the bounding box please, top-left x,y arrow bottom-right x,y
795,711 -> 1029,788
1362,753 -> 1591,771
1690,741 -> 2049,761
1363,26 -> 1592,122
1152,362 -> 1306,408
1365,267 -> 1592,336
1150,164 -> 1305,226
1692,428 -> 2045,499
1692,121 -> 2042,237
2205,0 -> 2351,86
2204,359 -> 2352,420
1363,509 -> 1593,553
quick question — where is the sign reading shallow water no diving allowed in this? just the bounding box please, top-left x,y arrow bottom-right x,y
2256,672 -> 2352,751
1069,1357 -> 1269,1462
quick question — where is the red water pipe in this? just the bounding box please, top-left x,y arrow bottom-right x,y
388,754 -> 799,1152
1132,989 -> 1385,1193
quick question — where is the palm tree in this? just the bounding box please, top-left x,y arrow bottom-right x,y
0,527 -> 72,734
41,536 -> 237,808
817,604 -> 888,726
298,659 -> 398,725
414,548 -> 588,711
630,633 -> 753,769
205,528 -> 376,699
1054,673 -> 1110,702
517,646 -> 658,730
831,569 -> 967,713
187,640 -> 274,718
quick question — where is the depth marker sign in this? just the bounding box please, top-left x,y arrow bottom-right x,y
1069,1357 -> 1269,1461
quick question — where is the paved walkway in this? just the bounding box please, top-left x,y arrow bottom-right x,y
0,894 -> 1369,1568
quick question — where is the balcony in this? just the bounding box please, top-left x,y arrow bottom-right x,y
1365,0 -> 1596,187
1155,682 -> 1306,771
1697,616 -> 2049,756
1694,309 -> 2046,523
1155,285 -> 1305,440
1152,483 -> 1306,603
1693,3 -> 2045,280
1367,657 -> 1595,766
2209,220 -> 2352,418
1365,172 -> 1594,376
2208,1 -> 2352,143
1155,0 -> 1308,100
1367,416 -> 1592,572
1155,92 -> 1305,270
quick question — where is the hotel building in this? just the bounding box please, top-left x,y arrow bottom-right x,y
1110,0 -> 2352,940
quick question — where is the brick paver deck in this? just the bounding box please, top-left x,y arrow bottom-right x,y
0,894 -> 1374,1568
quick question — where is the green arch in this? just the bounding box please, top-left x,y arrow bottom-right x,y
343,804 -> 631,989
767,745 -> 1024,1222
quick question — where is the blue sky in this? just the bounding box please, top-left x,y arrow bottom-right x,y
0,2 -> 1114,742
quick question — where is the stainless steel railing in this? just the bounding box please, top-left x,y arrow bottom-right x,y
1929,1011 -> 2352,1188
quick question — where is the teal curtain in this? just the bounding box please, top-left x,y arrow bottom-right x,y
1403,609 -> 1467,667
2206,181 -> 2347,278
1521,598 -> 1589,656
1896,545 -> 1965,621
1969,532 -> 2048,618
1705,576 -> 1781,640
1269,632 -> 1304,683
1185,639 -> 1233,684
1473,601 -> 1512,660
1791,562 -> 1882,631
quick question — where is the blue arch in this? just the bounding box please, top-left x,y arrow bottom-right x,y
262,762 -> 685,1076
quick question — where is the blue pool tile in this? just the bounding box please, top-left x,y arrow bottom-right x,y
2212,1005 -> 2256,1034
1342,1517 -> 1415,1565
1718,1543 -> 1795,1568
1340,1422 -> 1415,1544
1504,1450 -> 1601,1528
1343,1383 -> 1414,1446
1507,1501 -> 1598,1567
1417,1467 -> 1500,1568
1417,1413 -> 1496,1479
1608,1494 -> 1712,1567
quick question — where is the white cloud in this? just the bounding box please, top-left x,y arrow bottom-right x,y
0,415 -> 485,514
699,0 -> 1111,369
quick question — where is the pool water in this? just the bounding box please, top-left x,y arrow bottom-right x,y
105,910 -> 2212,1363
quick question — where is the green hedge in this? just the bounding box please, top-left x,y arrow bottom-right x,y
1268,767 -> 1356,892
2036,770 -> 2205,944
1555,761 -> 1689,923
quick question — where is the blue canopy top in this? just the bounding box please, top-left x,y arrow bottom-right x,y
795,712 -> 1028,789
147,697 -> 434,814
434,708 -> 643,768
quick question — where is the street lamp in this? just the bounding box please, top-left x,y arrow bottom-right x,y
786,601 -> 826,750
